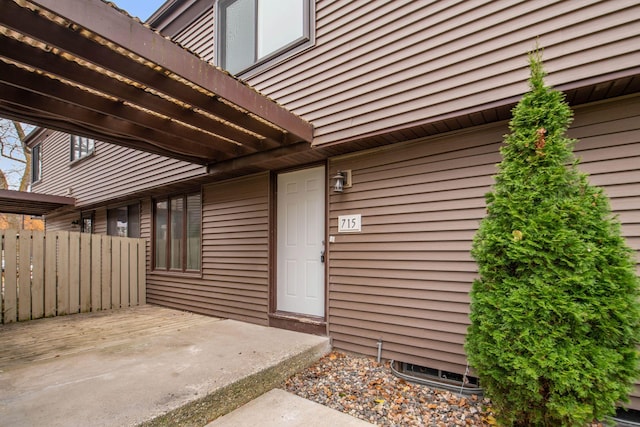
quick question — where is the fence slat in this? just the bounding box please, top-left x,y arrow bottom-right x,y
138,238 -> 146,305
44,231 -> 57,317
91,234 -> 102,312
101,236 -> 111,310
57,231 -> 69,316
111,237 -> 120,309
31,231 -> 45,319
129,239 -> 138,306
80,233 -> 91,312
3,230 -> 17,323
68,232 -> 80,314
120,238 -> 129,308
18,231 -> 32,321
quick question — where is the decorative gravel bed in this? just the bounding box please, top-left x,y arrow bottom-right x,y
284,351 -> 496,426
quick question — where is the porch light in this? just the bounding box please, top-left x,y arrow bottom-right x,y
332,171 -> 345,193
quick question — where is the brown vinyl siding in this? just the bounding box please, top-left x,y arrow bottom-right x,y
141,198 -> 152,273
31,131 -> 205,207
44,211 -> 79,232
328,124 -> 501,375
172,6 -> 214,62
146,173 -> 270,325
572,96 -> 640,409
93,208 -> 107,235
245,0 -> 640,146
327,95 -> 640,400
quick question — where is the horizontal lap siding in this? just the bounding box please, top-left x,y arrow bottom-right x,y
173,6 -> 214,62
328,123 -> 502,374
44,211 -> 79,232
32,131 -> 205,207
146,174 -> 270,325
570,96 -> 640,409
327,96 -> 640,399
246,0 -> 640,146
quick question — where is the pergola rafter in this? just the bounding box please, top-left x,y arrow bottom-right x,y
0,0 -> 314,165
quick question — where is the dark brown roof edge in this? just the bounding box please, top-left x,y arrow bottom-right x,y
23,127 -> 50,148
312,68 -> 640,150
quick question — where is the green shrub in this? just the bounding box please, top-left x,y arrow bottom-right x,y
465,49 -> 640,426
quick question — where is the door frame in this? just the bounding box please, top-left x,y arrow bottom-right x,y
268,162 -> 328,335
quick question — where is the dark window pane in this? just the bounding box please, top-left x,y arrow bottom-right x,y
31,145 -> 41,182
81,211 -> 93,234
170,197 -> 184,270
186,194 -> 201,271
128,204 -> 140,238
155,200 -> 168,269
153,194 -> 200,272
107,206 -> 128,237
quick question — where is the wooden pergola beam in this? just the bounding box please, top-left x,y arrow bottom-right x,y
0,34 -> 273,153
0,61 -> 244,161
31,0 -> 313,144
0,86 -> 218,164
0,0 -> 315,167
1,0 -> 313,146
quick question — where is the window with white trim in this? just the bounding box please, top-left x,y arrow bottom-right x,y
70,135 -> 95,162
218,0 -> 312,75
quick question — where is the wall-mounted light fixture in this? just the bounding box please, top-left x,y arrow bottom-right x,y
331,170 -> 352,193
332,171 -> 345,193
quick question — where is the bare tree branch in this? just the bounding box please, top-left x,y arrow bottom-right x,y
0,118 -> 32,190
0,169 -> 8,190
13,121 -> 31,192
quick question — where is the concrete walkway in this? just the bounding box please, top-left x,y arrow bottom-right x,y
0,305 -> 330,426
207,388 -> 373,426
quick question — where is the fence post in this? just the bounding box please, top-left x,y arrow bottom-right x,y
138,238 -> 146,304
57,231 -> 69,316
91,234 -> 102,312
44,231 -> 57,317
3,230 -> 17,323
101,236 -> 111,310
120,237 -> 129,308
69,232 -> 80,314
128,239 -> 137,306
79,233 -> 91,312
32,231 -> 45,319
18,231 -> 32,321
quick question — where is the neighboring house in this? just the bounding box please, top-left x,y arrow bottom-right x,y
18,0 -> 640,408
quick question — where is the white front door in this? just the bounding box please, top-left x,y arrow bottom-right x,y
277,166 -> 325,317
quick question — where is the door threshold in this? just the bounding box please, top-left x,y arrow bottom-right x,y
269,312 -> 326,336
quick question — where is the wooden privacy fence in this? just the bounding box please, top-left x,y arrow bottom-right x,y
1,230 -> 146,324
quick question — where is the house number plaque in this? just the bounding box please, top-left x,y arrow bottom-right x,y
338,214 -> 362,233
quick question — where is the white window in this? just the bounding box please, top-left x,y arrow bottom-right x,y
70,135 -> 95,162
218,0 -> 312,75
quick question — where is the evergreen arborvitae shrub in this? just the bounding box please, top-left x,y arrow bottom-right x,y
465,50 -> 640,426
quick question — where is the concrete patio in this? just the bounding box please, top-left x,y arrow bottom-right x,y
0,305 -> 330,426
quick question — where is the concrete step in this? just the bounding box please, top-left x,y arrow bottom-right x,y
206,388 -> 375,427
